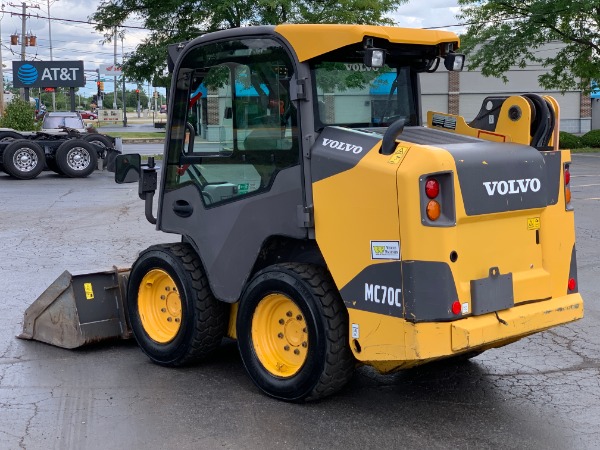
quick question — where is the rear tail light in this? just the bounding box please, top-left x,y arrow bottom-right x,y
564,163 -> 573,211
425,178 -> 440,199
420,172 -> 455,227
568,278 -> 576,291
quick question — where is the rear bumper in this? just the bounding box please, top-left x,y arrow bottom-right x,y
450,293 -> 583,352
349,293 -> 583,372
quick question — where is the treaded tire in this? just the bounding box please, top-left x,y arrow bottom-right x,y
237,263 -> 354,402
83,133 -> 113,148
2,139 -> 45,179
0,130 -> 24,141
45,157 -> 64,175
127,243 -> 227,366
55,139 -> 98,177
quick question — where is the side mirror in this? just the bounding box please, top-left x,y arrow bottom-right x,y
115,153 -> 141,183
444,53 -> 465,72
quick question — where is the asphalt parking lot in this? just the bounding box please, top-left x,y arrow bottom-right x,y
1,153 -> 599,450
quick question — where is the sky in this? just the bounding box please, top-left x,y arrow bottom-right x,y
0,0 -> 462,100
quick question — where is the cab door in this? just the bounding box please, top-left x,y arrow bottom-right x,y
158,36 -> 306,302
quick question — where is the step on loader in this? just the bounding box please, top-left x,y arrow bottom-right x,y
19,24 -> 583,401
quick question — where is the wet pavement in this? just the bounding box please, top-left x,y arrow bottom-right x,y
0,154 -> 599,449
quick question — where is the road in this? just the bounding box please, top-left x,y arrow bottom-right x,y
0,154 -> 599,449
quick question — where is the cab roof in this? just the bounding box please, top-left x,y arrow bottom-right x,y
274,24 -> 460,62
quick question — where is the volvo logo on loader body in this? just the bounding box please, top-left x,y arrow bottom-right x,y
321,138 -> 363,154
482,178 -> 541,196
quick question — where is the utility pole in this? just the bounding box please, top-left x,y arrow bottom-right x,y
113,27 -> 117,109
47,0 -> 56,110
0,8 -> 5,117
9,1 -> 40,100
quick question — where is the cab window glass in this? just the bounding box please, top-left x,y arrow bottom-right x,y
165,38 -> 299,206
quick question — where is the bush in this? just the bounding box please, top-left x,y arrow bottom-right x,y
558,131 -> 583,149
580,129 -> 600,148
0,98 -> 36,131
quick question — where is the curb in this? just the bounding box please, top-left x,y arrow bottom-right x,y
121,138 -> 165,144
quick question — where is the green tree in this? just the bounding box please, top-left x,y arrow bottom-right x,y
91,0 -> 406,84
457,0 -> 600,93
0,98 -> 36,131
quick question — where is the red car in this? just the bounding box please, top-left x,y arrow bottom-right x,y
78,110 -> 98,120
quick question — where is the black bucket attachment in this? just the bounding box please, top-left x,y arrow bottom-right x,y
18,267 -> 131,349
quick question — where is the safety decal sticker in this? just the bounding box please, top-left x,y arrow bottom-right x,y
387,146 -> 410,165
527,217 -> 541,230
84,282 -> 94,300
371,241 -> 400,260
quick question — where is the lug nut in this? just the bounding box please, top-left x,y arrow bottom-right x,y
286,311 -> 292,317
303,328 -> 307,333
279,319 -> 285,325
302,342 -> 307,348
296,315 -> 302,321
294,349 -> 300,355
174,318 -> 180,323
284,345 -> 290,351
278,333 -> 284,339
167,317 -> 172,322
165,286 -> 170,291
160,295 -> 166,300
161,308 -> 167,313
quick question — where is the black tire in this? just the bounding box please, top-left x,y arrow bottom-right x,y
45,157 -> 64,175
0,130 -> 24,141
55,139 -> 98,177
83,133 -> 113,148
2,139 -> 45,179
127,243 -> 227,366
237,263 -> 354,401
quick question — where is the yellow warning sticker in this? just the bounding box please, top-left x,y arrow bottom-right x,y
387,146 -> 410,165
527,217 -> 541,230
84,282 -> 94,300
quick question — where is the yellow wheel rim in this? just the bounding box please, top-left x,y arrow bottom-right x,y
251,293 -> 309,378
138,269 -> 182,343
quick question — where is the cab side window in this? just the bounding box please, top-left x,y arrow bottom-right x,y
165,38 -> 299,206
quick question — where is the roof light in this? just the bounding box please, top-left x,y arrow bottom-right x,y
363,48 -> 386,68
444,53 -> 465,72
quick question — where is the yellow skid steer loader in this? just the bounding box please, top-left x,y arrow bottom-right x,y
19,24 -> 583,401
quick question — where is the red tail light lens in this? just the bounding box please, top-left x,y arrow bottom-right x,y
568,278 -> 576,291
451,301 -> 461,315
564,163 -> 573,210
425,178 -> 440,199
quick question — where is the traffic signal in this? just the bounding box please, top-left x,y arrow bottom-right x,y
99,81 -> 104,91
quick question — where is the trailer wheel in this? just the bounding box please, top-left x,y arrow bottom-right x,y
127,243 -> 227,366
237,263 -> 354,401
45,157 -> 64,175
55,139 -> 98,177
83,134 -> 112,148
0,130 -> 24,141
2,139 -> 45,179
